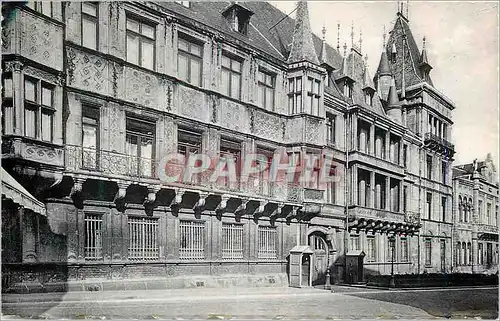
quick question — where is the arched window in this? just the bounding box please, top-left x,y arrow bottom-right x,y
462,242 -> 467,265
467,242 -> 472,265
458,196 -> 463,222
468,198 -> 473,222
456,242 -> 461,266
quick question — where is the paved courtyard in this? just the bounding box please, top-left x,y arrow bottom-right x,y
2,285 -> 498,320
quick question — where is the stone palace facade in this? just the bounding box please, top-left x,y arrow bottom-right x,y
1,1 -> 497,290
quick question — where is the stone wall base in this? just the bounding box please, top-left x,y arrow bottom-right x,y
4,273 -> 289,294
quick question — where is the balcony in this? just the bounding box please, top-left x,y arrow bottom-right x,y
424,132 -> 455,157
349,205 -> 406,223
65,146 -> 156,180
2,136 -> 64,168
348,151 -> 404,176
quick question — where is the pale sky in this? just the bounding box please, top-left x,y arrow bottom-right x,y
271,1 -> 499,169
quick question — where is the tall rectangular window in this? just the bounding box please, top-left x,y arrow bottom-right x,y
403,144 -> 408,168
326,113 -> 336,145
258,226 -> 277,259
222,223 -> 243,260
178,128 -> 202,184
478,200 -> 483,220
179,220 -> 205,260
126,17 -> 155,70
306,77 -> 321,116
219,138 -> 241,189
426,155 -> 433,179
349,234 -> 360,251
2,75 -> 14,134
403,185 -> 408,213
126,117 -> 155,178
178,36 -> 203,86
442,197 -> 447,222
487,203 -> 492,225
30,1 -> 54,18
366,237 -> 376,262
255,147 -> 274,196
425,238 -> 432,266
288,77 -> 302,114
127,217 -> 158,260
82,106 -> 99,170
326,165 -> 336,204
441,161 -> 447,185
82,2 -> 98,50
84,213 -> 103,260
426,192 -> 432,220
257,70 -> 275,111
24,78 -> 54,142
401,238 -> 409,262
478,243 -> 484,265
221,55 -> 242,100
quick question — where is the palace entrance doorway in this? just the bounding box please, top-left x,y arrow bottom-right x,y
308,232 -> 329,285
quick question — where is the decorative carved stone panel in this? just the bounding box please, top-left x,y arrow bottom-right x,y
252,110 -> 282,141
20,10 -> 64,71
305,117 -> 323,145
124,67 -> 159,108
5,138 -> 64,168
220,99 -> 250,134
284,117 -> 303,143
66,47 -> 110,96
177,86 -> 208,122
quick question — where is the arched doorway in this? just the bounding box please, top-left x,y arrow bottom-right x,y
308,232 -> 329,285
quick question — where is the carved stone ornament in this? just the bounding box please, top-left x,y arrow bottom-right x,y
143,185 -> 161,207
5,60 -> 23,73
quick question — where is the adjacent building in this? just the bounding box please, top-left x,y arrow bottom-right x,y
0,1 -> 492,291
452,154 -> 499,274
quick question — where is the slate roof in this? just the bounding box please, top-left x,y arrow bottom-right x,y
384,14 -> 434,89
287,1 -> 319,64
157,2 -> 343,68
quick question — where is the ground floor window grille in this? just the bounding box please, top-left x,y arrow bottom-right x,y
128,217 -> 159,260
222,223 -> 244,260
366,237 -> 376,262
258,226 -> 277,259
85,214 -> 103,260
424,238 -> 432,266
180,220 -> 205,260
401,238 -> 409,262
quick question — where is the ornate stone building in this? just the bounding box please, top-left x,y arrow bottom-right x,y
452,154 -> 499,274
1,1 -> 468,291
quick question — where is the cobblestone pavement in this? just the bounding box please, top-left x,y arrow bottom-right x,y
2,285 -> 496,320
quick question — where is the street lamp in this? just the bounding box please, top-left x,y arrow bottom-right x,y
390,235 -> 395,288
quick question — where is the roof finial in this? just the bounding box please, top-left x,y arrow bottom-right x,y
336,23 -> 340,51
322,23 -> 326,40
350,22 -> 354,49
364,53 -> 368,67
359,29 -> 363,53
343,42 -> 347,58
423,36 -> 426,50
406,0 -> 409,19
382,25 -> 386,48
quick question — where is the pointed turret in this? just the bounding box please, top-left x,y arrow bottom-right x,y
287,1 -> 319,65
419,36 -> 432,83
374,29 -> 393,100
362,56 -> 375,91
319,25 -> 334,71
385,79 -> 402,123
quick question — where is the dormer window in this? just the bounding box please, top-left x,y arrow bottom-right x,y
175,1 -> 190,8
363,88 -> 375,106
343,81 -> 353,98
222,3 -> 254,35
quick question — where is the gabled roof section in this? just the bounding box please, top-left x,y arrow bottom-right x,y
385,14 -> 433,89
287,1 -> 319,64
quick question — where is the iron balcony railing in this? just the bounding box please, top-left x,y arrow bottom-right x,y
66,145 -> 156,179
424,132 -> 455,151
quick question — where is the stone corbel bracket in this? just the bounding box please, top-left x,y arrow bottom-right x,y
269,203 -> 284,224
170,188 -> 186,209
113,181 -> 129,212
235,198 -> 250,219
143,185 -> 162,209
285,206 -> 300,222
252,201 -> 267,222
193,192 -> 209,214
215,194 -> 230,219
70,176 -> 86,207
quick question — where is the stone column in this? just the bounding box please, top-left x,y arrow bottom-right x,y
369,123 -> 375,156
351,114 -> 358,151
352,165 -> 358,206
22,209 -> 38,263
384,130 -> 390,161
399,181 -> 404,213
358,178 -> 366,207
385,176 -> 390,211
7,61 -> 24,136
370,171 -> 375,208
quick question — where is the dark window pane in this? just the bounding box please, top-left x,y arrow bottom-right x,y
25,80 -> 36,102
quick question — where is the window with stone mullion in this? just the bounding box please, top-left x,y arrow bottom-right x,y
126,17 -> 156,70
82,2 -> 98,50
221,55 -> 242,100
178,37 -> 203,86
258,70 -> 275,111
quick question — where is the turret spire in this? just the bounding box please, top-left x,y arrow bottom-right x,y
350,22 -> 354,50
320,24 -> 328,64
287,1 -> 319,65
419,36 -> 433,82
359,29 -> 363,53
336,23 -> 340,51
